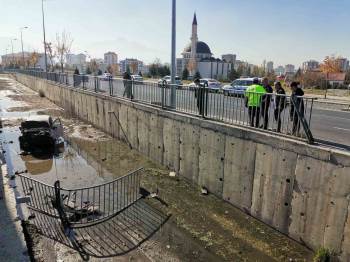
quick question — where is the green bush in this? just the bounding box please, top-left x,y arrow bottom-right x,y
313,247 -> 333,262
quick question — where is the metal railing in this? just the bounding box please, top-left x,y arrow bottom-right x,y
9,70 -> 315,143
18,168 -> 143,229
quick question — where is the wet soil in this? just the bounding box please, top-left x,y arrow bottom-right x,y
0,76 -> 314,261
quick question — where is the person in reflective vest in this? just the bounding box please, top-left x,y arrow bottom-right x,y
245,78 -> 266,127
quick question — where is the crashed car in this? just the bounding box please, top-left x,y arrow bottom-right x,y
19,115 -> 64,152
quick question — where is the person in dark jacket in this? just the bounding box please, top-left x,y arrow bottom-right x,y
194,78 -> 208,116
123,71 -> 132,98
261,77 -> 273,129
289,81 -> 304,135
273,81 -> 286,132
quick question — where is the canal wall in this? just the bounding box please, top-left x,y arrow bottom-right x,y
13,73 -> 350,259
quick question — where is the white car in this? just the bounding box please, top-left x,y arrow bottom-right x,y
222,78 -> 256,97
100,73 -> 112,81
188,78 -> 222,92
158,76 -> 183,87
131,75 -> 143,83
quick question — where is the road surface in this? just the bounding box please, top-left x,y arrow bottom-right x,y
70,76 -> 350,149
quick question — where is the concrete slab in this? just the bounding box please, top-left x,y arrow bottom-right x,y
163,118 -> 180,172
198,129 -> 225,196
223,136 -> 256,211
179,122 -> 200,184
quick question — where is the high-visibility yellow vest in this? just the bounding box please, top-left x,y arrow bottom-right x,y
245,84 -> 266,107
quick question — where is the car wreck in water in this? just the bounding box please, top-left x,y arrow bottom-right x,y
19,115 -> 64,153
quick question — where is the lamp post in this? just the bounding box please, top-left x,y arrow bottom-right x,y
42,0 -> 48,72
20,26 -> 28,68
10,38 -> 18,67
170,0 -> 176,109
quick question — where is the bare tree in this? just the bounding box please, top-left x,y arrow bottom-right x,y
45,42 -> 55,71
55,30 -> 73,72
89,59 -> 99,75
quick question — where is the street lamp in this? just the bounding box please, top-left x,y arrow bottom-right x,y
20,26 -> 28,68
10,38 -> 18,67
42,0 -> 48,72
170,0 -> 176,108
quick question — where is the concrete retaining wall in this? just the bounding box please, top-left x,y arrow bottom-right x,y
15,74 -> 350,259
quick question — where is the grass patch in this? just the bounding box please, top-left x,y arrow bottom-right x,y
313,247 -> 335,262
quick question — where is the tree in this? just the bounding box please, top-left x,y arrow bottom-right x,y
194,71 -> 201,79
228,68 -> 239,81
320,55 -> 343,74
182,67 -> 189,80
86,66 -> 91,75
89,59 -> 98,75
29,51 -> 39,67
55,30 -> 73,72
46,42 -> 55,71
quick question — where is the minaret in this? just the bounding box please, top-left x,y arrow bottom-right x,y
189,12 -> 198,75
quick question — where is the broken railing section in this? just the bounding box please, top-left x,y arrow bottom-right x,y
18,167 -> 144,230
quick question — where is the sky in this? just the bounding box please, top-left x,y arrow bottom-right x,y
0,0 -> 349,67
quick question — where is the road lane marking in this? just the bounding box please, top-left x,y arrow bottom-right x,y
334,127 -> 350,132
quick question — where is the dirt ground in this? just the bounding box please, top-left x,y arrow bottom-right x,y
0,76 -> 314,261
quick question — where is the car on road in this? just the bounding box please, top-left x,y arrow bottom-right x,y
100,73 -> 112,81
158,76 -> 183,88
222,78 -> 256,96
19,115 -> 64,152
131,75 -> 143,83
188,78 -> 222,92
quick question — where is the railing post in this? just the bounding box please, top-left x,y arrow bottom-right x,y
54,180 -> 71,232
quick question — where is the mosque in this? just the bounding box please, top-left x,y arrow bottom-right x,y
176,13 -> 232,80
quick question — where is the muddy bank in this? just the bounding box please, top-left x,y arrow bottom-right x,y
0,76 -> 314,261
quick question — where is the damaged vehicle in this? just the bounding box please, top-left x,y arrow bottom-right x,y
19,115 -> 64,152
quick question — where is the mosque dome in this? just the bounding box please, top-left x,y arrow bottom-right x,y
184,41 -> 212,54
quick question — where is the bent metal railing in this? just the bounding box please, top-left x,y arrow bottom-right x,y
18,168 -> 143,230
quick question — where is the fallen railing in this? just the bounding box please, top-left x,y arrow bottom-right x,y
18,168 -> 143,230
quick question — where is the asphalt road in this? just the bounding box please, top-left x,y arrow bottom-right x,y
69,76 -> 350,149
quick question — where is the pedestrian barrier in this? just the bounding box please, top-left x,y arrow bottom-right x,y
18,168 -> 143,230
8,70 -> 315,143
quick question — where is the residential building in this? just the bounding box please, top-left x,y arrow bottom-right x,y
274,65 -> 285,75
66,53 -> 86,72
285,64 -> 295,73
302,60 -> 319,72
266,61 -> 274,73
326,72 -> 346,85
176,13 -> 232,80
104,52 -> 118,65
222,54 -> 236,64
338,58 -> 349,72
1,52 -> 52,69
120,58 -> 144,74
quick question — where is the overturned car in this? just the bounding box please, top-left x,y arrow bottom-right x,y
19,115 -> 64,152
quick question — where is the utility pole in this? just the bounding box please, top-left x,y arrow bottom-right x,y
20,26 -> 28,68
170,0 -> 176,108
10,38 -> 17,67
42,0 -> 48,72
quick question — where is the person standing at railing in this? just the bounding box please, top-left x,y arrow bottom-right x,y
194,78 -> 208,116
123,71 -> 132,99
245,78 -> 266,127
290,81 -> 305,135
261,77 -> 273,129
273,81 -> 286,132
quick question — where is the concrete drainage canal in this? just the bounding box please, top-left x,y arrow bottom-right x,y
0,75 -> 315,261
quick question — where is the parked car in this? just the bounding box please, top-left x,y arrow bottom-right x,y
158,75 -> 183,88
131,75 -> 143,83
188,78 -> 222,92
222,78 -> 256,96
100,73 -> 112,81
19,115 -> 64,152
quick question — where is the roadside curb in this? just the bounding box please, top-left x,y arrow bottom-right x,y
0,148 -> 30,261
